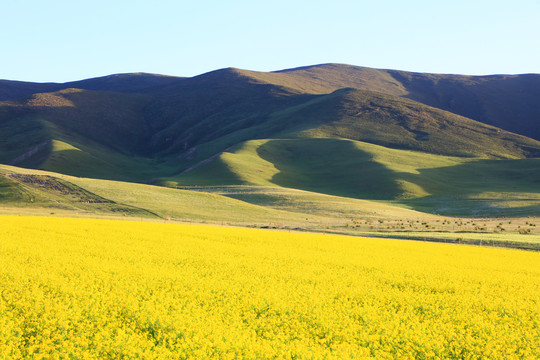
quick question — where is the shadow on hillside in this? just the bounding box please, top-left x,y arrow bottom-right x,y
257,139 -> 540,217
9,140 -> 53,169
399,158 -> 540,216
403,196 -> 540,217
417,158 -> 539,194
40,147 -> 138,182
175,155 -> 246,186
256,138 -> 402,200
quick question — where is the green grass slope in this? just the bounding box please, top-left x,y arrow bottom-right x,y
165,138 -> 540,216
0,168 -> 155,217
38,140 -> 157,182
2,164 -> 539,247
0,164 -> 289,222
0,163 -> 432,226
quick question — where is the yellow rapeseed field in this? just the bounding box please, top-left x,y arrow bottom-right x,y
0,216 -> 539,359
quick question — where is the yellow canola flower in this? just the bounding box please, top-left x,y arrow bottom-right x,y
0,215 -> 538,359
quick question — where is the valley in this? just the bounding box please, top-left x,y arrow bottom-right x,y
0,63 -> 539,250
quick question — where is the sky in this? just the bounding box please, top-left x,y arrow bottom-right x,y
1,0 -> 540,82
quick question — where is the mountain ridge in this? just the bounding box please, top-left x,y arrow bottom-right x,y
5,62 -> 537,139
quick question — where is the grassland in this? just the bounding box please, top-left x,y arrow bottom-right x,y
1,163 -> 538,250
164,138 -> 540,217
0,216 -> 538,359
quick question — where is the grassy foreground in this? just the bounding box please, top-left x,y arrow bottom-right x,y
2,164 -> 539,251
0,216 -> 538,359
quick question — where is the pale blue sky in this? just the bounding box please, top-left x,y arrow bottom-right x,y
2,0 -> 539,82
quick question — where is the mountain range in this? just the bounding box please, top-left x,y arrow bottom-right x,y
1,63 -> 539,216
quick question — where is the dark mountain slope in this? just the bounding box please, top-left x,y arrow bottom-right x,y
3,64 -> 539,140
219,64 -> 540,140
0,80 -> 61,102
279,88 -> 540,159
25,88 -> 153,154
0,88 -> 153,160
388,70 -> 540,140
0,89 -> 180,181
141,68 -> 313,156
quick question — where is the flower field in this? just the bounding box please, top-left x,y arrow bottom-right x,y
0,216 -> 539,359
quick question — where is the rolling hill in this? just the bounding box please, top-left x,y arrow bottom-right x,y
162,138 -> 540,216
0,163 -> 440,227
1,63 -> 539,218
